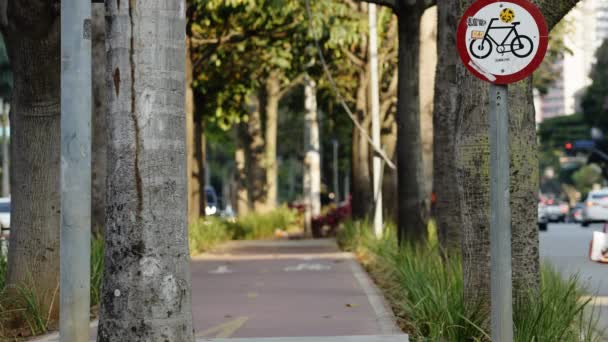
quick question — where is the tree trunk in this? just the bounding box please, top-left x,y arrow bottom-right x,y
455,0 -> 580,323
245,94 -> 268,212
381,120 -> 397,221
98,1 -> 194,340
194,92 -> 206,217
186,38 -> 201,224
351,68 -> 372,220
264,73 -> 280,209
2,0 -> 61,319
304,75 -> 321,234
92,3 -> 107,237
396,8 -> 428,244
235,124 -> 249,216
1,102 -> 9,197
419,6 -> 437,207
434,0 -> 462,256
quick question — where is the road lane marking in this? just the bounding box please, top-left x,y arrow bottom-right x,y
196,316 -> 249,338
209,265 -> 233,274
284,263 -> 331,271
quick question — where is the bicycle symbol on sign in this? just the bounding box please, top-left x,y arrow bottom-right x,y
469,18 -> 534,59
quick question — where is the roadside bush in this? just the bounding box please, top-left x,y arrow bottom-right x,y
189,217 -> 232,255
338,221 -> 602,341
188,206 -> 299,255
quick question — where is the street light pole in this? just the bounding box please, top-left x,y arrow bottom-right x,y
369,3 -> 383,238
60,1 -> 92,341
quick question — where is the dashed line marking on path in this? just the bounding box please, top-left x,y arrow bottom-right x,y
196,316 -> 249,339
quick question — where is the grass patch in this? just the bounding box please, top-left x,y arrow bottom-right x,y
90,237 -> 104,307
337,221 -> 602,341
0,253 -> 6,291
189,206 -> 299,255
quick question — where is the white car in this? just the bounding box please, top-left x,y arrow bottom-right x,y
582,189 -> 608,227
0,197 -> 10,229
0,197 -> 9,257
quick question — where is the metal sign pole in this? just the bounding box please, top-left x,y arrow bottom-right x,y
489,83 -> 514,342
60,1 -> 92,341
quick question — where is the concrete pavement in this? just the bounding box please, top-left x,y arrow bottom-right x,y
34,239 -> 407,342
191,239 -> 405,340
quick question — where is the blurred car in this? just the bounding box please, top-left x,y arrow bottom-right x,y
0,197 -> 9,229
582,189 -> 608,227
538,204 -> 548,231
204,186 -> 218,216
540,197 -> 569,222
0,197 -> 9,257
568,203 -> 585,223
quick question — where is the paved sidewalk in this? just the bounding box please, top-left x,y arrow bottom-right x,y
34,239 -> 407,341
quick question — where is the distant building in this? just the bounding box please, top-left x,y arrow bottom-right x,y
535,0 -> 608,123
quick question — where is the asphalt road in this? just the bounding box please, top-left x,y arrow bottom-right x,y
540,223 -> 608,334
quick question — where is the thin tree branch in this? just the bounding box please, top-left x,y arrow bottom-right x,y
535,0 -> 580,29
278,73 -> 306,98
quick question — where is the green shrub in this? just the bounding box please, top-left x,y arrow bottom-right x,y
189,217 -> 231,255
227,206 -> 298,240
338,221 -> 601,341
188,206 -> 299,255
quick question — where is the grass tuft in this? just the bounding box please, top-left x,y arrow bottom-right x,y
0,253 -> 6,291
338,220 -> 602,341
90,237 -> 104,307
189,206 -> 298,255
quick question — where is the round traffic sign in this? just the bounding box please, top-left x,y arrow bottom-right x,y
457,0 -> 548,84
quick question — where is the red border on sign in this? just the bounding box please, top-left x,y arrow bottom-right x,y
456,0 -> 549,84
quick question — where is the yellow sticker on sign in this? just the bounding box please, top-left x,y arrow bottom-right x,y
471,30 -> 485,39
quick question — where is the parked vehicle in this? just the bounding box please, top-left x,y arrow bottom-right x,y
582,188 -> 608,227
205,186 -> 219,216
568,203 -> 585,223
543,198 -> 569,222
538,204 -> 548,231
0,197 -> 10,257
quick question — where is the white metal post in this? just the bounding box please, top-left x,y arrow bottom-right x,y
60,1 -> 92,341
369,3 -> 383,238
489,83 -> 514,342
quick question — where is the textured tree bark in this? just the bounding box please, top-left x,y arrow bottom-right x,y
92,3 -> 107,236
264,73 -> 280,210
381,120 -> 397,221
304,75 -> 321,229
2,0 -> 61,319
351,68 -> 372,220
396,7 -> 428,244
186,38 -> 201,224
455,0 -> 580,323
98,1 -> 194,340
245,94 -> 268,213
194,92 -> 206,217
1,103 -> 9,197
235,125 -> 249,216
419,6 -> 437,205
433,0 -> 462,256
